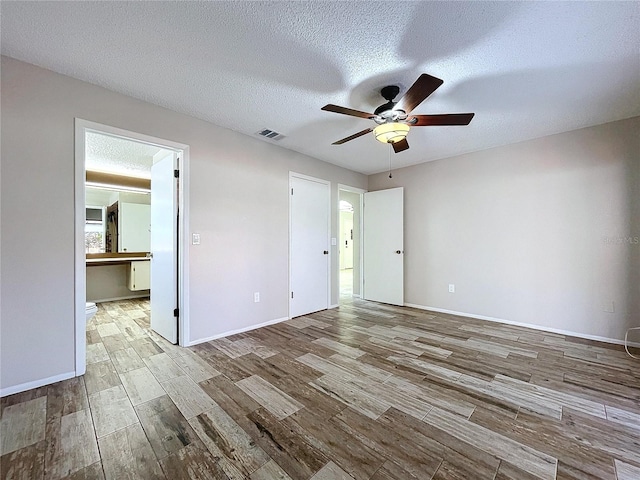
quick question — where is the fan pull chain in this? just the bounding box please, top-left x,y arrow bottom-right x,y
388,142 -> 393,178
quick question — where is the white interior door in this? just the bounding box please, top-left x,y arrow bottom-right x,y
151,152 -> 178,343
290,175 -> 330,318
363,187 -> 404,306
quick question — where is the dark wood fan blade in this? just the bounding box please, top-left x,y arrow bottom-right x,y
409,113 -> 475,126
393,74 -> 444,114
392,138 -> 409,153
322,104 -> 376,119
332,128 -> 373,145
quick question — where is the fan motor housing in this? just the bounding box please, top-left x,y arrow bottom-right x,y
374,85 -> 406,118
381,85 -> 400,101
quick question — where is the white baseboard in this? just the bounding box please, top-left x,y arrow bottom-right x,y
1,371 -> 76,398
329,304 -> 339,309
404,303 -> 640,348
90,293 -> 150,304
185,316 -> 289,346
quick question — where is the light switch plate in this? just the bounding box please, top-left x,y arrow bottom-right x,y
331,237 -> 337,246
192,233 -> 201,245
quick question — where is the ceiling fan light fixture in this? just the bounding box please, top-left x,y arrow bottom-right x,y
373,122 -> 410,144
323,73 -> 473,152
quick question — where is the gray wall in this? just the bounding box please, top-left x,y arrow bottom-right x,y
0,56 -> 367,393
370,117 -> 639,341
86,265 -> 149,303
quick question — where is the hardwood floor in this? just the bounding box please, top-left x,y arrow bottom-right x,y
1,297 -> 639,479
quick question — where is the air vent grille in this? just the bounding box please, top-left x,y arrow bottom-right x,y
256,128 -> 285,141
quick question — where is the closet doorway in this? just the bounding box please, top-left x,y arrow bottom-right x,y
74,119 -> 190,376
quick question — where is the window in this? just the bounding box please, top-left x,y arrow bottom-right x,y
86,207 -> 105,253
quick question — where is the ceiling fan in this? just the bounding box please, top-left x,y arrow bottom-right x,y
321,73 -> 475,153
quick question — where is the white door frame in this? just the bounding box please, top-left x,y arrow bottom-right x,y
338,184 -> 365,298
74,119 -> 190,375
289,172 -> 331,318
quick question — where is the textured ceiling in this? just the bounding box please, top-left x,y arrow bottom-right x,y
2,1 -> 639,175
85,132 -> 164,179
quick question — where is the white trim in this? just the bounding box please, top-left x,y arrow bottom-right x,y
290,171 -> 331,184
184,317 -> 289,346
329,304 -> 339,309
338,184 -> 366,300
337,185 -> 367,194
75,119 -> 191,380
404,303 -> 640,348
288,172 -> 332,319
0,371 -> 75,398
178,147 -> 191,347
74,121 -> 87,376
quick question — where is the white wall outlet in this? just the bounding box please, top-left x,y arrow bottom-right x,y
192,233 -> 201,245
448,284 -> 455,293
254,292 -> 260,303
602,301 -> 615,313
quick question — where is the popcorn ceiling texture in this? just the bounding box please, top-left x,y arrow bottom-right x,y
85,132 -> 164,178
2,1 -> 638,174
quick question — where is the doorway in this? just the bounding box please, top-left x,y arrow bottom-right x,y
74,119 -> 190,376
339,200 -> 354,297
338,185 -> 364,302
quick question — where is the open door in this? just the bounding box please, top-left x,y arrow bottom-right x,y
150,152 -> 178,343
363,187 -> 404,306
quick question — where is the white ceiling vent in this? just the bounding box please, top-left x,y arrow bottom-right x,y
256,128 -> 285,141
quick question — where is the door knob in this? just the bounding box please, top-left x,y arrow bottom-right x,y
323,250 -> 329,255
396,250 -> 402,254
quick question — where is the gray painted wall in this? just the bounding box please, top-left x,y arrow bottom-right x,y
3,53 -> 637,394
1,56 -> 367,393
86,265 -> 149,303
370,117 -> 639,341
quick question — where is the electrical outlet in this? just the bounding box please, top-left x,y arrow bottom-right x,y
602,301 -> 615,313
192,233 -> 201,245
448,284 -> 455,293
254,292 -> 260,303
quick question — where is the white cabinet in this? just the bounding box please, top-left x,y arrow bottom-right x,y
128,260 -> 151,291
119,202 -> 151,252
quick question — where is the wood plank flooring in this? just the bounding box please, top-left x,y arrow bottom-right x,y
2,297 -> 640,479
